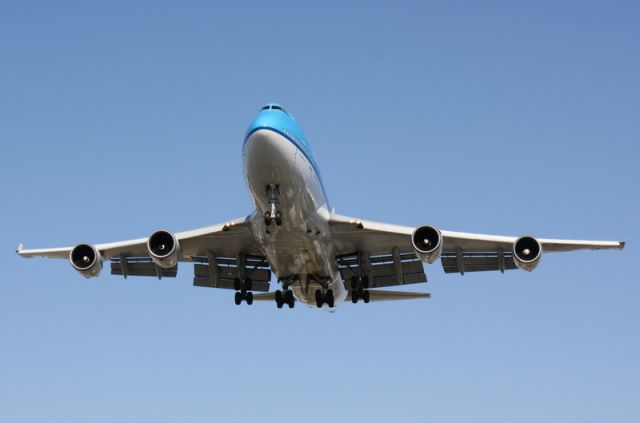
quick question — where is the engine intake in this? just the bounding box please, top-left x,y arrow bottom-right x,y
411,225 -> 443,264
69,244 -> 102,278
147,230 -> 180,268
513,236 -> 543,272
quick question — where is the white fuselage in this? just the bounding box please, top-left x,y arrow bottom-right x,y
243,129 -> 347,308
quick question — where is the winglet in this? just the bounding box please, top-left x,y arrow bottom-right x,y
620,241 -> 626,249
16,243 -> 23,255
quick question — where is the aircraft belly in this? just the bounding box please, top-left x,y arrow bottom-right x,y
244,129 -> 345,307
245,130 -> 334,273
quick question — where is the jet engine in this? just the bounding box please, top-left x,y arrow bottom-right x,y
147,230 -> 180,268
513,236 -> 543,272
411,225 -> 443,264
69,244 -> 102,278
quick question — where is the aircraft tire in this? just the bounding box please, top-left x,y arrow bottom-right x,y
285,290 -> 294,305
327,289 -> 334,308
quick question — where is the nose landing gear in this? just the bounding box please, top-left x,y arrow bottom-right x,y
264,184 -> 283,228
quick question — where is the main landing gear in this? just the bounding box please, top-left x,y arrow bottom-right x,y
315,288 -> 335,308
275,289 -> 295,309
233,277 -> 254,305
350,276 -> 371,304
264,184 -> 283,228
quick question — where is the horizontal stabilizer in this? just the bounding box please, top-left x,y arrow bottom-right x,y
251,292 -> 277,301
253,290 -> 430,304
347,289 -> 431,302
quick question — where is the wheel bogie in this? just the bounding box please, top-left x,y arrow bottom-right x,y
275,289 -> 294,309
233,279 -> 256,305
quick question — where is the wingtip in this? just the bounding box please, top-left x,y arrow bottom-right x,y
16,243 -> 23,255
620,241 -> 626,249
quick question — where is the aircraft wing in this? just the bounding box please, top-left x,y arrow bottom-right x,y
329,213 -> 625,277
17,215 -> 261,259
17,215 -> 271,290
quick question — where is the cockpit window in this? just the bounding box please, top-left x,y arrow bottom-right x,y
261,104 -> 287,113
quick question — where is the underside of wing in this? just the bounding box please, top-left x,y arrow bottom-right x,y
329,213 -> 414,254
17,214 -> 271,290
329,213 -> 625,276
336,250 -> 427,288
329,214 -> 427,289
18,215 -> 262,260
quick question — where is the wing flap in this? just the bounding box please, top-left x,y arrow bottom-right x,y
191,254 -> 271,292
194,277 -> 270,292
110,257 -> 178,279
441,251 -> 519,274
336,251 -> 427,289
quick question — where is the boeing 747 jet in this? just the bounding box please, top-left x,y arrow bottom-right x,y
18,104 -> 625,310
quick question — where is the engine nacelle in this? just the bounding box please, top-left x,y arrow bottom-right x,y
69,244 -> 102,278
411,225 -> 443,264
147,230 -> 180,268
513,236 -> 543,272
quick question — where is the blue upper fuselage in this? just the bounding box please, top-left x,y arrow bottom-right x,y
244,103 -> 329,205
244,103 -> 314,163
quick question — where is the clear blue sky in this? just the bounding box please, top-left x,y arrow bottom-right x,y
1,1 -> 638,422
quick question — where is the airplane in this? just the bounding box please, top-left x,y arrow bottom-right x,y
17,103 -> 625,310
